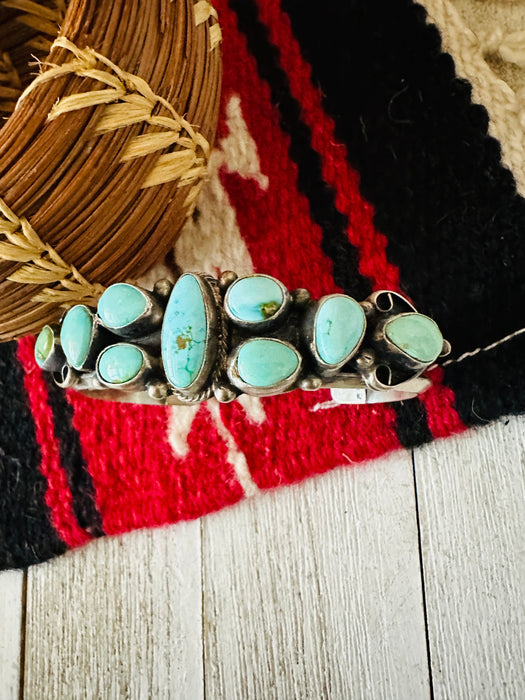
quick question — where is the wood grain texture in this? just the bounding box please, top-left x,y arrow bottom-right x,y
23,523 -> 203,700
0,569 -> 23,700
202,452 -> 429,700
3,416 -> 524,699
415,416 -> 525,700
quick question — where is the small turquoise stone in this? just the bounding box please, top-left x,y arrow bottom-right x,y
161,274 -> 209,389
34,325 -> 54,367
98,283 -> 148,329
226,275 -> 284,323
385,313 -> 443,363
98,344 -> 144,384
314,295 -> 365,366
237,338 -> 300,388
60,306 -> 94,369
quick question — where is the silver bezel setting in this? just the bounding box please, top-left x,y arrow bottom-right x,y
96,343 -> 156,392
97,283 -> 165,339
227,337 -> 303,397
382,312 -> 443,364
223,274 -> 291,331
161,273 -> 220,401
61,305 -> 110,372
356,293 -> 450,391
35,324 -> 66,372
303,293 -> 367,374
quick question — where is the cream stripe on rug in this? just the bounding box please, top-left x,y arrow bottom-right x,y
420,0 -> 525,194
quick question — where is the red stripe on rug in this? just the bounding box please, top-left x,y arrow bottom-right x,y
220,389 -> 401,489
254,0 -> 401,292
216,0 -> 342,298
66,392 -> 244,536
17,337 -> 91,549
420,367 -> 466,439
215,0 -> 402,483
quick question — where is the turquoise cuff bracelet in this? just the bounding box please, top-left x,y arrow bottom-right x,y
34,271 -> 450,405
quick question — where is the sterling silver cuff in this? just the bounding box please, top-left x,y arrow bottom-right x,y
34,271 -> 450,405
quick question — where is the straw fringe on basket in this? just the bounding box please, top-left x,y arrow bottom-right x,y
19,37 -> 211,191
194,0 -> 222,50
0,197 -> 105,305
2,0 -> 65,35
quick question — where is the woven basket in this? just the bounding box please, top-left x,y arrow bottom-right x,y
0,0 -> 222,340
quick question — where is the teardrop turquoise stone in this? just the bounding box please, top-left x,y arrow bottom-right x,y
226,275 -> 284,322
237,338 -> 300,388
385,313 -> 443,363
98,344 -> 144,384
161,274 -> 208,389
314,295 -> 365,366
98,283 -> 148,329
60,306 -> 93,369
34,325 -> 54,367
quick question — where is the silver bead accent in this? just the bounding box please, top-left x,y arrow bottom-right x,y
153,278 -> 174,300
298,375 -> 323,392
218,270 -> 238,292
213,384 -> 238,403
147,380 -> 169,402
291,288 -> 311,306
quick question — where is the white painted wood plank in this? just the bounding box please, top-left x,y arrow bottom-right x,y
415,416 -> 525,700
202,453 -> 429,700
0,569 -> 23,700
23,523 -> 203,700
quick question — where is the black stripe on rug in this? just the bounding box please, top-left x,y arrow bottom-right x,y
281,0 -> 525,418
228,0 -> 372,301
44,379 -> 104,538
0,342 -> 66,569
443,334 -> 525,426
395,399 -> 434,448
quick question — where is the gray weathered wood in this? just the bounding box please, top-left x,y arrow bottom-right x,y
23,523 -> 203,700
0,569 -> 23,700
202,452 -> 429,700
4,415 -> 524,699
415,416 -> 525,700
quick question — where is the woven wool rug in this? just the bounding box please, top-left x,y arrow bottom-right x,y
1,0 -> 524,569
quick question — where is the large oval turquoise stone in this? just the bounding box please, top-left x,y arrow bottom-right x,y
98,283 -> 148,329
60,305 -> 93,369
34,325 -> 54,367
226,275 -> 284,323
314,295 -> 365,366
237,339 -> 300,388
98,344 -> 144,384
161,274 -> 209,389
385,313 -> 443,363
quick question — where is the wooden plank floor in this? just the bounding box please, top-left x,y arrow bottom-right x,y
0,415 -> 523,699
